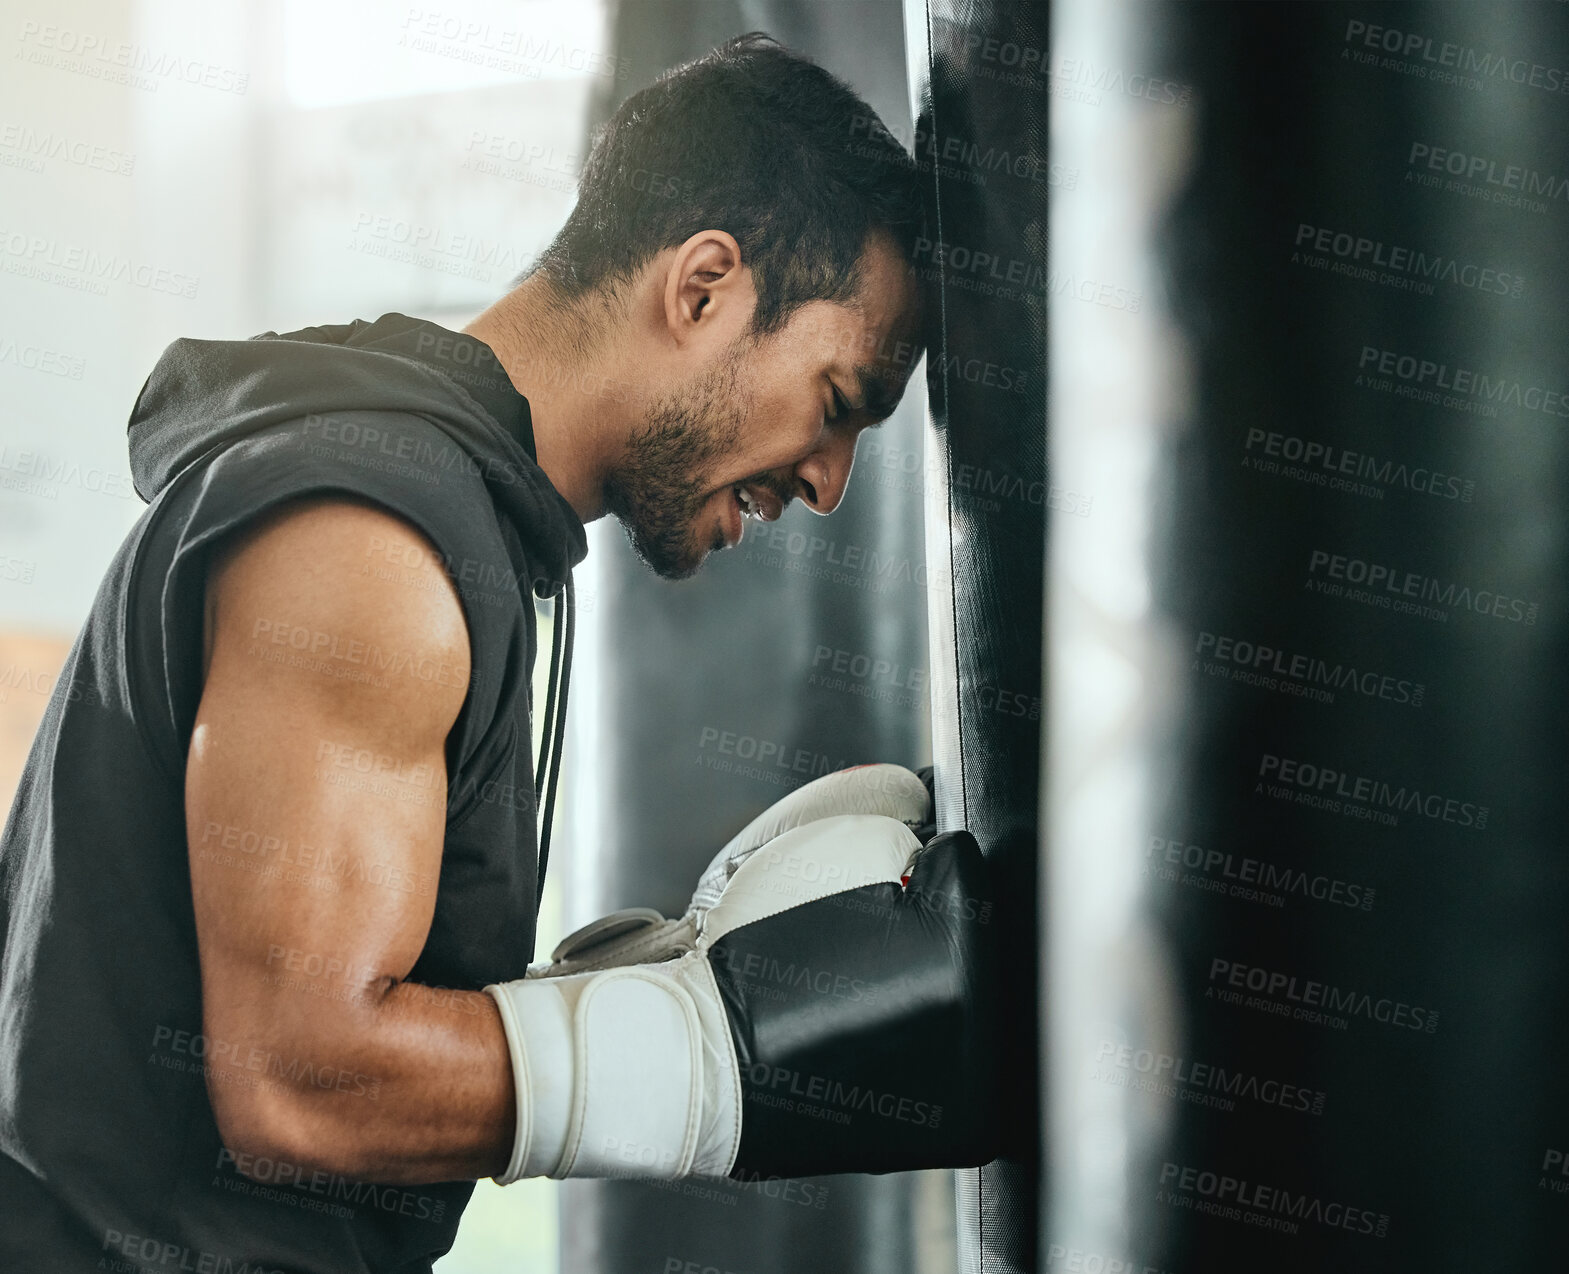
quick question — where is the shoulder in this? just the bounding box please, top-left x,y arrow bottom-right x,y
200,495 -> 470,725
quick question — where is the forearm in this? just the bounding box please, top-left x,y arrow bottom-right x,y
214,980 -> 515,1186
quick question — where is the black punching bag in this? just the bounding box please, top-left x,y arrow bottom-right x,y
1045,1 -> 1569,1271
558,3 -> 955,1273
905,2 -> 1050,1271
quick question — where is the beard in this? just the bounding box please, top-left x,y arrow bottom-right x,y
602,343 -> 752,580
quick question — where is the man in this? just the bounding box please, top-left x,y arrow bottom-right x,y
0,33 -> 993,1273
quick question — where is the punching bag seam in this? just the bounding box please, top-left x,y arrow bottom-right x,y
918,5 -> 984,1265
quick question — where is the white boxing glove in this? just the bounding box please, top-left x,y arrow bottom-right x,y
532,763 -> 930,977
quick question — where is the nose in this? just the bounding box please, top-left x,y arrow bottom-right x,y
793,431 -> 859,515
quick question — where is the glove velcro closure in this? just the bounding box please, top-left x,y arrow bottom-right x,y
535,909 -> 698,977
486,957 -> 742,1182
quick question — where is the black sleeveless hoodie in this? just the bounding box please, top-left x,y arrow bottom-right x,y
0,313 -> 586,1273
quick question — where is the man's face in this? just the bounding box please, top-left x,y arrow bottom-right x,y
603,233 -> 922,580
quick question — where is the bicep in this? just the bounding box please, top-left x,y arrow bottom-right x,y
185,497 -> 469,1063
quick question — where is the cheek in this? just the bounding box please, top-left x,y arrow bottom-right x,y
772,382 -> 827,440
730,353 -> 826,462
733,390 -> 811,452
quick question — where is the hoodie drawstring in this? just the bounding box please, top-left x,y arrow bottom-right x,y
533,572 -> 574,907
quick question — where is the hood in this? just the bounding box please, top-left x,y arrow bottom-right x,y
125,313 -> 587,595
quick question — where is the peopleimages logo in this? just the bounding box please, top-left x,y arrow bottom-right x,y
1543,1147 -> 1569,1194
743,1062 -> 941,1129
1147,835 -> 1375,912
149,1024 -> 383,1098
1195,630 -> 1425,708
0,225 -> 199,297
1406,143 -> 1569,201
1204,960 -> 1437,1041
910,235 -> 1142,310
1307,549 -> 1539,626
214,1149 -> 448,1224
0,123 -> 135,176
16,21 -> 250,94
1207,958 -> 1439,1035
1158,1161 -> 1390,1238
0,335 -> 86,378
100,1229 -> 283,1274
715,946 -> 879,1005
746,523 -> 951,594
0,445 -> 138,499
1342,18 -> 1569,99
1292,222 -> 1524,297
1096,1040 -> 1329,1115
397,9 -> 627,80
849,114 -> 1071,190
1358,345 -> 1569,418
1243,427 -> 1474,502
1258,752 -> 1488,830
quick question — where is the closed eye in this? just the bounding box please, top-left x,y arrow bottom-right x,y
830,384 -> 851,421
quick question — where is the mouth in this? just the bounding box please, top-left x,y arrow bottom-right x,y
717,481 -> 786,552
733,482 -> 784,524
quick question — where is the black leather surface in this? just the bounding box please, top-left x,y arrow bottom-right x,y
715,831 -> 999,1178
907,1 -> 1050,1270
1059,1 -> 1569,1270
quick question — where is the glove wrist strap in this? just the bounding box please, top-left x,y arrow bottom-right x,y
486,959 -> 742,1182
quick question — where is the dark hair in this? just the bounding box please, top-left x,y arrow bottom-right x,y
532,32 -> 923,337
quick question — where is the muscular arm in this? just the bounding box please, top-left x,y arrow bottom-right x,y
186,496 -> 515,1184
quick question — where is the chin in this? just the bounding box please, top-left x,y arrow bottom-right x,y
620,516 -> 712,581
651,554 -> 706,582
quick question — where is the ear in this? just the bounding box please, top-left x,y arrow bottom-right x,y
662,230 -> 751,348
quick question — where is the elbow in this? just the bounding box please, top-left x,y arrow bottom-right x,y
208,1079 -> 362,1182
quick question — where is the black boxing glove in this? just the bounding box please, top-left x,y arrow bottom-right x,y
484,813 -> 997,1181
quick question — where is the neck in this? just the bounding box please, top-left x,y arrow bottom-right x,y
463,275 -> 640,521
